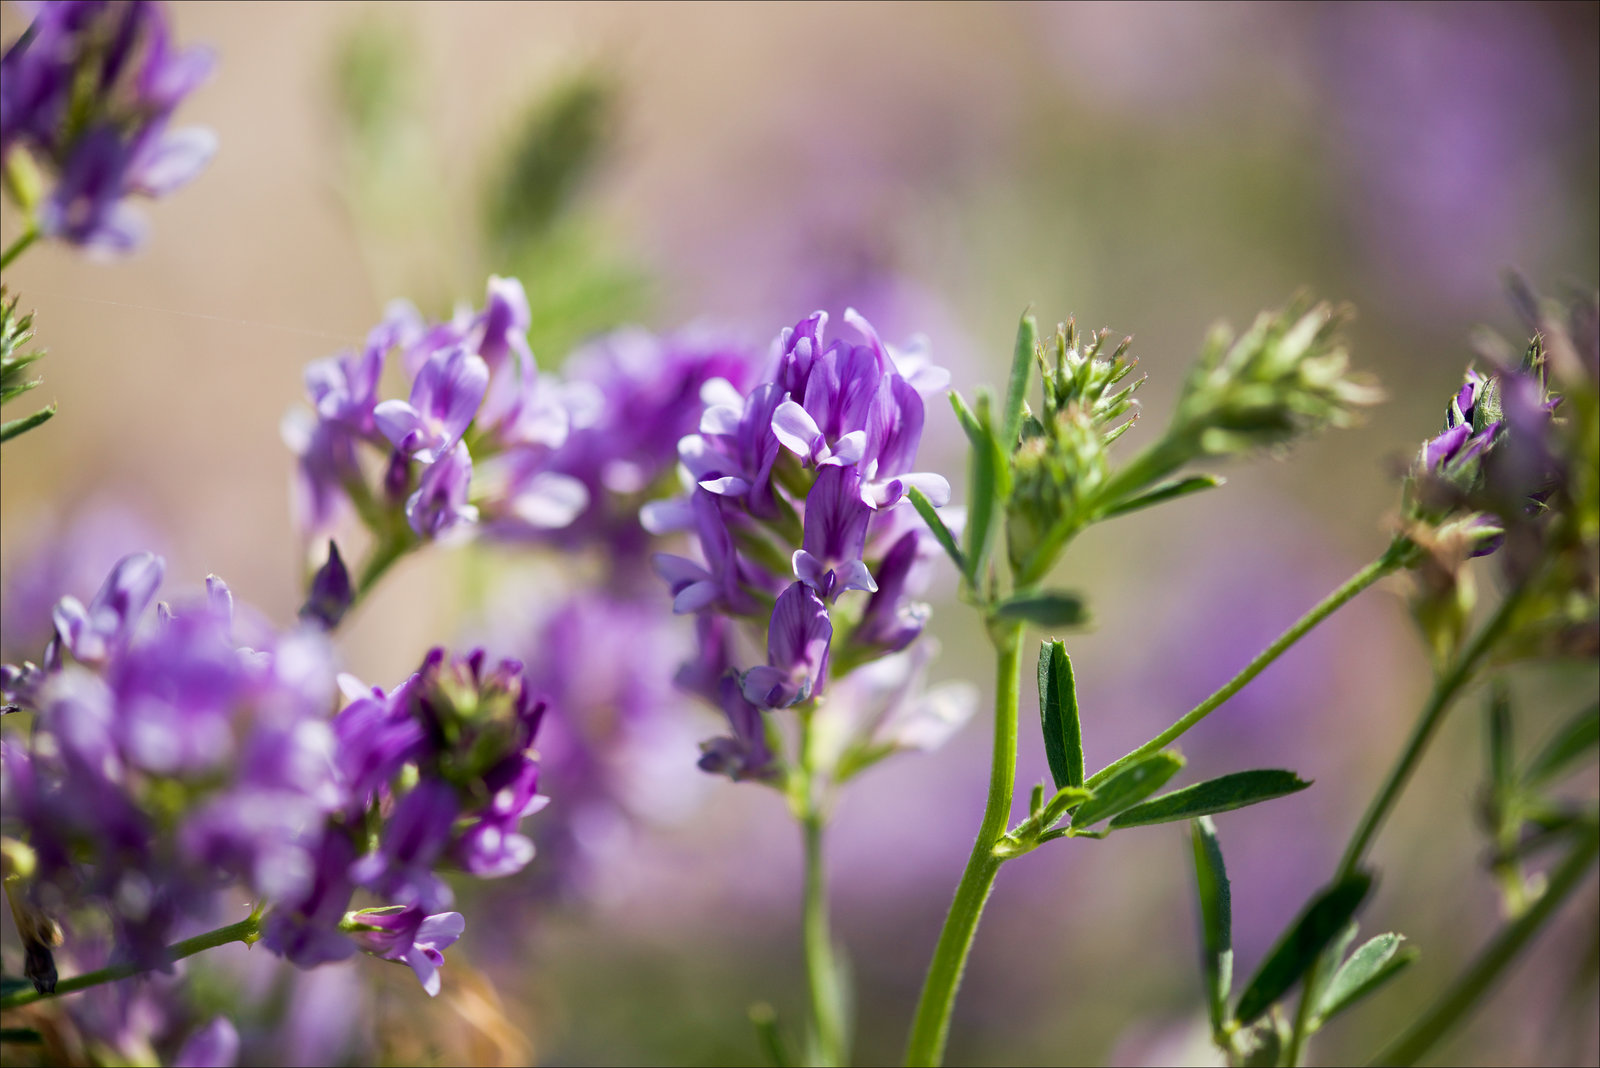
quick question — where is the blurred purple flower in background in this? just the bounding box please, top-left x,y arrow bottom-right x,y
0,0 -> 216,252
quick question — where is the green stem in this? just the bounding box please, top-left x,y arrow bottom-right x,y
1090,541 -> 1408,790
1281,584 -> 1526,1067
0,226 -> 38,273
796,705 -> 845,1067
355,529 -> 414,602
0,914 -> 261,1011
1373,828 -> 1598,1067
903,621 -> 1024,1067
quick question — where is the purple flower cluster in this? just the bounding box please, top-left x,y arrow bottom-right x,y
1408,359 -> 1561,558
0,0 -> 215,252
647,309 -> 964,782
285,277 -> 755,596
1,555 -> 550,998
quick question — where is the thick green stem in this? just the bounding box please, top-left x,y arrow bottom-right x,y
1281,585 -> 1525,1067
1090,542 -> 1407,790
903,621 -> 1024,1067
803,810 -> 845,1067
0,914 -> 261,1011
1374,828 -> 1598,1067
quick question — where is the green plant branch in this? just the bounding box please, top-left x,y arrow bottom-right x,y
797,706 -> 846,1067
0,913 -> 261,1011
903,620 -> 1024,1067
1089,540 -> 1410,790
0,226 -> 38,273
1373,827 -> 1598,1067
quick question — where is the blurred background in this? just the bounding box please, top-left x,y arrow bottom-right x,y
1,2 -> 1596,1065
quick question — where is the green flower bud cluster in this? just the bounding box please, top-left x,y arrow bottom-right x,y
0,290 -> 54,444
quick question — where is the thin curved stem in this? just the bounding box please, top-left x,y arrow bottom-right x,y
903,620 -> 1024,1067
1372,827 -> 1598,1067
1281,584 -> 1526,1067
1089,541 -> 1408,790
0,914 -> 261,1011
0,225 -> 38,272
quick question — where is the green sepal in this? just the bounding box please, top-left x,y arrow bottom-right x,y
1190,816 -> 1233,1036
993,591 -> 1089,629
1314,933 -> 1418,1024
907,485 -> 965,574
1070,751 -> 1185,829
1108,769 -> 1311,830
1101,474 -> 1224,520
1040,785 -> 1093,826
1001,310 -> 1039,451
1522,702 -> 1599,788
1233,871 -> 1374,1026
1037,640 -> 1085,791
0,403 -> 54,443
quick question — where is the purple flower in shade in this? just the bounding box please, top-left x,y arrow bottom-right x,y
3,1 -> 215,253
652,491 -> 761,615
47,551 -> 164,669
407,441 -> 479,539
742,582 -> 833,709
851,530 -> 932,655
304,335 -> 386,435
282,412 -> 365,540
261,830 -> 360,969
172,1015 -> 240,1068
346,907 -> 465,998
792,465 -> 878,600
299,541 -> 354,630
375,345 -> 490,465
350,779 -> 459,911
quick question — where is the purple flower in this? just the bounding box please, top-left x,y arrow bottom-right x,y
742,582 -> 833,709
3,1 -> 215,253
304,335 -> 386,434
407,441 -> 479,538
452,757 -> 546,877
375,345 -> 490,465
851,530 -> 932,654
261,830 -> 360,969
47,551 -> 164,669
331,679 -> 424,815
299,541 -> 354,629
677,382 -> 786,518
351,779 -> 459,911
346,907 -> 465,997
792,465 -> 877,600
652,491 -> 759,615
172,1016 -> 240,1068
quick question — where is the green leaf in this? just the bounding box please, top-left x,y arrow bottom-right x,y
1315,933 -> 1418,1023
993,591 -> 1089,629
1522,702 -> 1599,788
1101,474 -> 1225,520
1191,816 -> 1233,1033
1037,640 -> 1085,791
1234,871 -> 1374,1026
1001,311 -> 1038,452
0,1028 -> 43,1045
1108,769 -> 1312,830
0,403 -> 52,443
951,390 -> 999,587
1071,751 -> 1185,829
907,485 -> 964,573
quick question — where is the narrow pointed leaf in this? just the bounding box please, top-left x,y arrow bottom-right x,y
1071,751 -> 1185,829
951,390 -> 999,586
1487,682 -> 1514,796
1315,933 -> 1418,1023
994,591 -> 1089,629
1108,769 -> 1311,830
1038,640 -> 1085,791
907,485 -> 964,573
1001,311 -> 1038,450
1522,702 -> 1599,787
1102,474 -> 1225,520
1191,816 -> 1233,1033
1234,871 -> 1374,1026
0,404 -> 54,443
